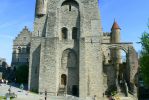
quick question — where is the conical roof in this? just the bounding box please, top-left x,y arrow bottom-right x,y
111,20 -> 121,30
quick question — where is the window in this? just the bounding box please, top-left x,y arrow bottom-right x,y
69,4 -> 71,11
108,53 -> 110,56
62,27 -> 68,40
61,74 -> 67,86
72,27 -> 77,39
23,37 -> 27,41
18,47 -> 21,53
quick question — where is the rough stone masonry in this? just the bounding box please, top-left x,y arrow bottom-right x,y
11,0 -> 139,100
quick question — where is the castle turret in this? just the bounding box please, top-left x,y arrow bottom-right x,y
111,20 -> 121,43
35,0 -> 47,16
111,20 -> 122,64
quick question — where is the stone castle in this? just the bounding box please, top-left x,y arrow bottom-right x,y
11,0 -> 139,100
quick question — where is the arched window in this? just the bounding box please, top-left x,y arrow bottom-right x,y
62,27 -> 68,40
18,47 -> 21,53
72,27 -> 77,39
61,74 -> 67,86
61,49 -> 77,68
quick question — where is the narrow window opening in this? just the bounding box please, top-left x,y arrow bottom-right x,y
62,27 -> 68,40
69,4 -> 71,11
108,53 -> 110,56
72,27 -> 77,39
18,47 -> 21,53
38,31 -> 40,36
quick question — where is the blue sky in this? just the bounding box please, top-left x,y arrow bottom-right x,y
0,0 -> 149,64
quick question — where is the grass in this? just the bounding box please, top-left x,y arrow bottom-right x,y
0,96 -> 5,100
0,96 -> 16,100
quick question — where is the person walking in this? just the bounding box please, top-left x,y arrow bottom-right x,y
20,83 -> 24,92
1,79 -> 4,84
6,80 -> 8,84
45,90 -> 47,100
8,86 -> 11,94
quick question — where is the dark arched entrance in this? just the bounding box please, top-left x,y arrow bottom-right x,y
61,74 -> 67,86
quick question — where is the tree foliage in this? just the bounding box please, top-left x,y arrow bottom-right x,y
15,64 -> 29,83
140,26 -> 149,87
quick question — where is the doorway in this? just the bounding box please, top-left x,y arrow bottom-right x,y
61,74 -> 67,86
72,85 -> 79,97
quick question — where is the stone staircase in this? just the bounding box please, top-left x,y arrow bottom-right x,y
57,87 -> 66,96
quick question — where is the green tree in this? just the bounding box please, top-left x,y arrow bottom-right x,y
140,25 -> 149,87
15,64 -> 29,83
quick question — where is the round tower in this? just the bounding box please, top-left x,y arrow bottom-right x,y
111,20 -> 121,43
111,20 -> 122,65
35,0 -> 47,16
110,20 -> 122,93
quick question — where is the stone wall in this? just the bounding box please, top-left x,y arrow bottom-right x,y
28,37 -> 41,92
103,64 -> 116,90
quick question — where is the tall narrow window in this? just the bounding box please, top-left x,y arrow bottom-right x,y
18,47 -> 21,53
72,27 -> 77,39
62,27 -> 68,40
38,30 -> 40,36
69,4 -> 71,11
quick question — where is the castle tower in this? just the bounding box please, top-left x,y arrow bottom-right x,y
111,20 -> 121,64
111,20 -> 121,43
110,20 -> 122,91
29,0 -> 103,99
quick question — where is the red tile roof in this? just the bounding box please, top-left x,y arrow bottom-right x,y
111,21 -> 121,30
